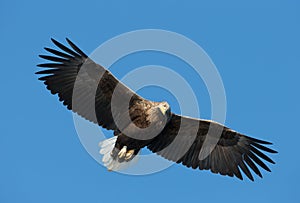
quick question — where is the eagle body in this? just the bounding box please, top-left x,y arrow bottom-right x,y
36,38 -> 277,181
112,100 -> 171,162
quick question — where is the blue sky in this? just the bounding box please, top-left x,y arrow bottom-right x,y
1,0 -> 299,203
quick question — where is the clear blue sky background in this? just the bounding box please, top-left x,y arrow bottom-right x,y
1,1 -> 299,203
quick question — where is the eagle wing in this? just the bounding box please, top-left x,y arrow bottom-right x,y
147,114 -> 277,181
36,38 -> 143,130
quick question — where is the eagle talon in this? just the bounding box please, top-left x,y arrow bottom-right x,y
125,149 -> 135,161
118,146 -> 127,159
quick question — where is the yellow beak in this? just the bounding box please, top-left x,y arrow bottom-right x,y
159,106 -> 167,115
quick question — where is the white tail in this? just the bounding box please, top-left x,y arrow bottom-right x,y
98,137 -> 140,171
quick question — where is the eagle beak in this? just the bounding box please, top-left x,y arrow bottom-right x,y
158,104 -> 169,115
159,106 -> 166,115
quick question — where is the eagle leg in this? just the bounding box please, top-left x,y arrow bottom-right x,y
125,149 -> 135,161
116,146 -> 135,161
118,146 -> 127,159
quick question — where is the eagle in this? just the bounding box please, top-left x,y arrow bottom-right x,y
36,38 -> 277,181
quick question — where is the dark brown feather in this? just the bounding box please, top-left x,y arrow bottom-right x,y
36,38 -> 143,131
147,114 -> 277,181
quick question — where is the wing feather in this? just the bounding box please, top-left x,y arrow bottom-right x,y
36,38 -> 143,130
147,114 -> 277,181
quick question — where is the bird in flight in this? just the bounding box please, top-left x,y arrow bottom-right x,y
36,38 -> 277,181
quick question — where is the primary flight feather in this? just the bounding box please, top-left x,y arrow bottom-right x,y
36,38 -> 277,181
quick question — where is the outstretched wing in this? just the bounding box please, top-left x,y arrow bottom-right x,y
36,38 -> 143,130
147,114 -> 277,181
